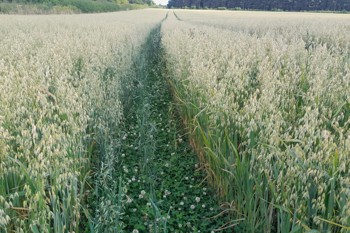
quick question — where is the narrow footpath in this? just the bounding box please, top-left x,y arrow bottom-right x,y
116,23 -> 231,232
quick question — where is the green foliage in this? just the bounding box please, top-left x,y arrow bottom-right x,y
109,24 -> 232,232
116,0 -> 128,4
167,0 -> 350,11
0,0 -> 151,14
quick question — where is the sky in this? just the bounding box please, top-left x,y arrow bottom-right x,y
153,0 -> 168,5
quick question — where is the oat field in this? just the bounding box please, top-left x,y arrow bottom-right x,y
1,8 -> 350,233
0,10 -> 166,232
162,10 -> 350,233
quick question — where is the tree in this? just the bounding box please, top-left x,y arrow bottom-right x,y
167,0 -> 350,11
116,0 -> 128,4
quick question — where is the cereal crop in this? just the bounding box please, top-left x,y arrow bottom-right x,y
1,8 -> 350,233
162,10 -> 350,232
0,10 -> 165,232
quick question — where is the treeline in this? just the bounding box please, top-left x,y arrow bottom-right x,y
0,0 -> 152,5
0,0 -> 153,13
168,0 -> 350,11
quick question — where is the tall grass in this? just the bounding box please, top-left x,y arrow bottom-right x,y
0,9 -> 166,232
162,10 -> 350,232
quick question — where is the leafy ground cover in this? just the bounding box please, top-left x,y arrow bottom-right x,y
114,25 -> 232,232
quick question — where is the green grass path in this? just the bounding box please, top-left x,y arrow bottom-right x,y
115,24 -> 231,232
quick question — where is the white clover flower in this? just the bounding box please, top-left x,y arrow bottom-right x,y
195,197 -> 200,202
132,230 -> 139,233
126,195 -> 132,204
164,190 -> 171,196
190,205 -> 195,209
123,166 -> 129,173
